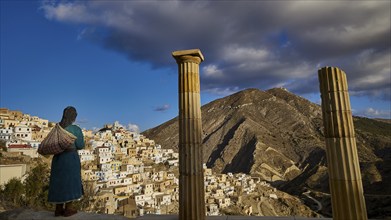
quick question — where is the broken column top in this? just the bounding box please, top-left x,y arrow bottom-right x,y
172,49 -> 204,62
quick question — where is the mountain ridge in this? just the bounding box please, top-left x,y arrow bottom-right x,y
142,87 -> 391,218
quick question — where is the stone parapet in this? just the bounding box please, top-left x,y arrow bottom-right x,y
137,214 -> 333,220
0,209 -> 128,220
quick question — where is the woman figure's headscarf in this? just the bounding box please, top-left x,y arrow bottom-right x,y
59,106 -> 77,128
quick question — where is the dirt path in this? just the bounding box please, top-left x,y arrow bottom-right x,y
256,200 -> 263,216
256,197 -> 277,216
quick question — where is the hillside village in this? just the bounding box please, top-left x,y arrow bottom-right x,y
0,108 -> 289,218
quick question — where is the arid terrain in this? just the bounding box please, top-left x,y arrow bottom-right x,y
144,88 -> 391,218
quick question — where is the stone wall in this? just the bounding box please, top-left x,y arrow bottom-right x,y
0,209 -> 128,220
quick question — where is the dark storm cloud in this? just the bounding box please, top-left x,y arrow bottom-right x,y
42,0 -> 390,98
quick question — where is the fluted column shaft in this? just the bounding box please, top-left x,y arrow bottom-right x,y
172,49 -> 205,220
318,67 -> 368,220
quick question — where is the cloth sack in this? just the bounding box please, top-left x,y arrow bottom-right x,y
38,124 -> 77,155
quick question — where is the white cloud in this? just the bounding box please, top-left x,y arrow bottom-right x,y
203,65 -> 223,79
127,123 -> 140,133
223,46 -> 270,63
361,108 -> 391,119
203,87 -> 240,97
42,1 -> 99,24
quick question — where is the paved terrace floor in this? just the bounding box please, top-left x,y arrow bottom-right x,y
137,215 -> 331,220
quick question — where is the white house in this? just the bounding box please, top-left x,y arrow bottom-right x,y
0,128 -> 13,140
154,193 -> 171,206
206,203 -> 219,216
13,124 -> 32,141
78,149 -> 95,162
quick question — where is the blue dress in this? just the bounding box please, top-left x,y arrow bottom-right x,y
48,124 -> 85,204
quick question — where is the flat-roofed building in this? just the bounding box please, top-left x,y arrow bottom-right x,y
7,144 -> 38,158
13,124 -> 32,141
0,128 -> 13,140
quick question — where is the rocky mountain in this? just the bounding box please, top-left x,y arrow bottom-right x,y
143,88 -> 391,218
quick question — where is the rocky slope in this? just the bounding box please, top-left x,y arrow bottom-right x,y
143,88 -> 391,218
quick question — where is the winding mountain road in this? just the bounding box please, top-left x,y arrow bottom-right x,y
303,190 -> 322,212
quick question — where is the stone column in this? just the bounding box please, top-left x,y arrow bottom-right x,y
172,49 -> 205,220
318,66 -> 368,220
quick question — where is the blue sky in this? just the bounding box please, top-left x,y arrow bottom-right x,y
1,1 -> 390,131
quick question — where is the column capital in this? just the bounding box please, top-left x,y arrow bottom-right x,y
172,49 -> 204,64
